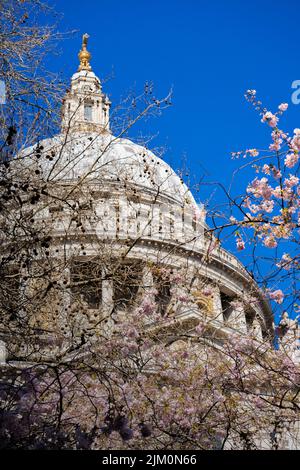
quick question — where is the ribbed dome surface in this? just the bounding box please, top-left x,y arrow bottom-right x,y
20,131 -> 198,207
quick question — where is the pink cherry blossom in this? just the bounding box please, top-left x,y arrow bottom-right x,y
263,236 -> 277,248
262,164 -> 271,175
261,200 -> 274,213
202,287 -> 213,296
268,289 -> 284,304
284,175 -> 299,188
178,294 -> 189,302
278,103 -> 288,112
276,253 -> 292,270
269,142 -> 281,151
271,167 -> 282,179
248,148 -> 259,157
247,177 -> 272,200
285,153 -> 299,168
236,237 -> 245,251
261,111 -> 278,128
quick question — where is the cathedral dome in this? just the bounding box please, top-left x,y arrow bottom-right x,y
12,34 -> 272,342
18,33 -> 198,210
22,131 -> 197,207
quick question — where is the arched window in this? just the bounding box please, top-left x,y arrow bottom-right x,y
220,292 -> 232,323
195,294 -> 213,314
245,309 -> 255,332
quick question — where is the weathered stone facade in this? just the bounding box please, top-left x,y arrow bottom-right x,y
1,35 -> 299,450
0,35 -> 276,360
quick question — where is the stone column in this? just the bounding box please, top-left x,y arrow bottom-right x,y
142,266 -> 154,291
278,312 -> 300,362
173,206 -> 184,243
212,286 -> 224,324
99,266 -> 115,334
251,317 -> 263,341
102,267 -> 114,315
0,340 -> 7,364
228,300 -> 247,333
134,266 -> 156,324
138,204 -> 151,238
150,205 -> 160,240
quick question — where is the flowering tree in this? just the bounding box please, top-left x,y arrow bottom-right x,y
1,288 -> 300,450
215,92 -> 300,325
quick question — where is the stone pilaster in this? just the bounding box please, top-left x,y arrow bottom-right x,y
251,317 -> 263,341
212,286 -> 224,323
0,340 -> 7,364
228,300 -> 247,333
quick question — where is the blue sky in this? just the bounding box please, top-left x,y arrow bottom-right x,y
47,0 -> 299,318
50,0 -> 299,197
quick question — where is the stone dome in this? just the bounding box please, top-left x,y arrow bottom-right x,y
12,34 -> 273,343
21,131 -> 199,208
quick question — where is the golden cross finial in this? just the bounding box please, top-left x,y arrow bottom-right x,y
78,33 -> 92,71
